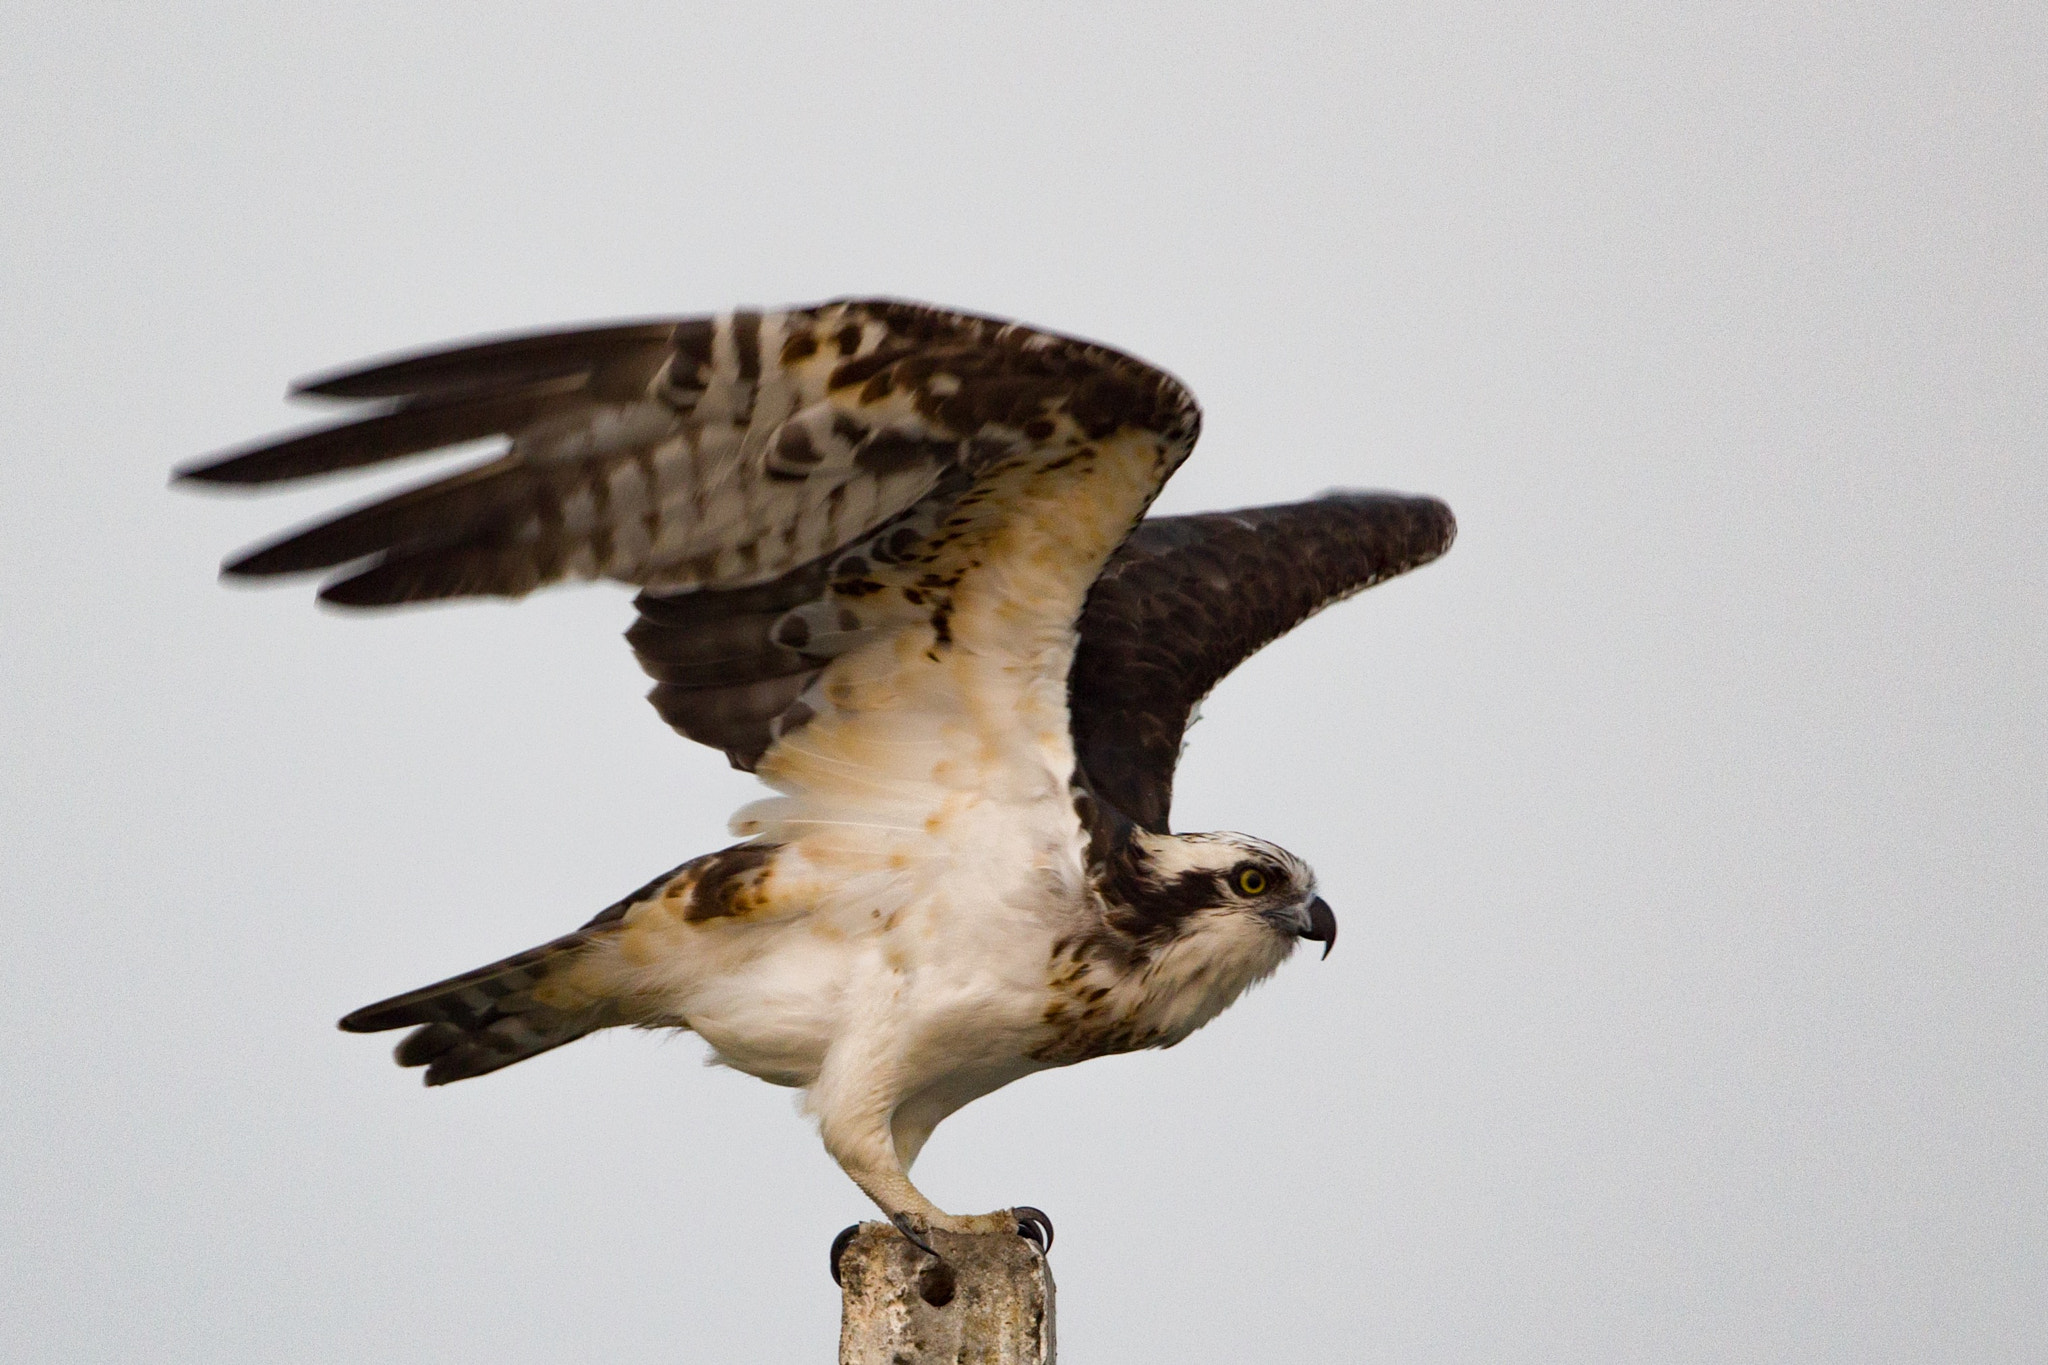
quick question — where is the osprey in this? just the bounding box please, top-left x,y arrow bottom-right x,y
181,300 -> 1454,1256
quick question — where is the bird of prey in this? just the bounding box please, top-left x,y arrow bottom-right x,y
180,299 -> 1454,1254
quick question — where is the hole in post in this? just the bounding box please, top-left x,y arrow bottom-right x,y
917,1258 -> 957,1307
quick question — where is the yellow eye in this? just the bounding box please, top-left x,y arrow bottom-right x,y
1236,867 -> 1268,896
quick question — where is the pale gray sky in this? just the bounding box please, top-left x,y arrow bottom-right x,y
3,3 -> 2042,1361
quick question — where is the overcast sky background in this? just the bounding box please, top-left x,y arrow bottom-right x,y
3,4 -> 2042,1361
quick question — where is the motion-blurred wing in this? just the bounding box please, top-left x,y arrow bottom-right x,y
184,300 -> 1200,772
1069,492 -> 1456,832
185,304 -> 985,605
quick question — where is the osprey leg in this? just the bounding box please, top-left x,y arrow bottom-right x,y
811,1042 -> 1029,1237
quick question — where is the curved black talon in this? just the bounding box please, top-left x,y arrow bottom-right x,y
890,1211 -> 942,1260
1014,1206 -> 1054,1254
829,1223 -> 861,1286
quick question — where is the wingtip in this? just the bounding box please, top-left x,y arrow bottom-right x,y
172,452 -> 263,486
1388,491 -> 1455,553
287,355 -> 418,401
1432,497 -> 1458,553
288,372 -> 387,401
1309,487 -> 1457,557
219,542 -> 306,579
339,998 -> 425,1034
313,571 -> 404,610
336,1008 -> 382,1034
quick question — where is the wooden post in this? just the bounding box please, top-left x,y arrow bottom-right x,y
837,1222 -> 1056,1363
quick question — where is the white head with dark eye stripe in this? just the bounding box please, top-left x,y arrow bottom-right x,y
1129,830 -> 1333,953
1099,829 -> 1336,1046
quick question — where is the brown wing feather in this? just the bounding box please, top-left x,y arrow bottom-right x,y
290,318 -> 688,400
177,382 -> 588,485
184,300 -> 1199,771
181,305 -> 955,607
1069,492 -> 1456,832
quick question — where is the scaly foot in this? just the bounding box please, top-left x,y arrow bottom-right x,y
890,1207 -> 1054,1253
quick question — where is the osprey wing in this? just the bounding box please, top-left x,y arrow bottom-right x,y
185,300 -> 1199,774
1069,492 -> 1456,833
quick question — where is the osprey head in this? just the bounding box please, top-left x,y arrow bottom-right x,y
1119,829 -> 1335,959
1078,829 -> 1334,1054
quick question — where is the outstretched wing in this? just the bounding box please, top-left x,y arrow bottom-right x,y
183,300 -> 1200,780
1068,492 -> 1456,833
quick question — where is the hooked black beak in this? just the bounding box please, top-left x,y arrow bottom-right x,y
1300,896 -> 1337,959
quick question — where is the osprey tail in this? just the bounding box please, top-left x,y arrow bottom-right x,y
339,860 -> 692,1085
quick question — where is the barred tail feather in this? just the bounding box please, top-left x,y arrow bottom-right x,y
339,860 -> 691,1085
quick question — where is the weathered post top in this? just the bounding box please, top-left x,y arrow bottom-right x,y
837,1222 -> 1055,1364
